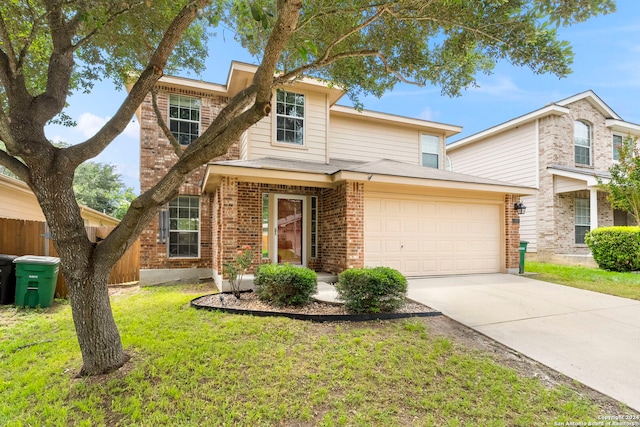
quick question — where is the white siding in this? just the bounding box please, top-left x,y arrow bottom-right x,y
240,130 -> 248,160
248,90 -> 327,163
448,122 -> 538,187
519,195 -> 537,252
0,180 -> 45,221
554,176 -> 588,194
329,116 -> 420,164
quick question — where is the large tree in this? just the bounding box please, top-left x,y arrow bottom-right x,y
0,0 -> 615,376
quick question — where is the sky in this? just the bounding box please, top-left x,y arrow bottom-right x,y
45,0 -> 640,194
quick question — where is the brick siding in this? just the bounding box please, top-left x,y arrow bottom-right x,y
504,194 -> 521,270
139,87 -> 239,269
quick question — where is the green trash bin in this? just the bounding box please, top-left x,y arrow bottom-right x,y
519,241 -> 529,274
13,256 -> 60,308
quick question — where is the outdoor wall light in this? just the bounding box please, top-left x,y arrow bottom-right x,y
514,201 -> 527,215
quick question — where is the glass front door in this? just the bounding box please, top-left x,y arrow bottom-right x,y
275,196 -> 304,265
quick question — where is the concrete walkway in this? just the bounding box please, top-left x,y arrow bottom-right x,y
406,274 -> 640,412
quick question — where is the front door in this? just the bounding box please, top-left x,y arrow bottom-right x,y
274,195 -> 305,265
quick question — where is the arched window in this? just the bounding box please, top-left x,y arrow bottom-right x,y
574,120 -> 591,166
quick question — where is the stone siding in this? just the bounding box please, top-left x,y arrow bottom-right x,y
536,98 -> 618,257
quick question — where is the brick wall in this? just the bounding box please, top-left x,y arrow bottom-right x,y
536,98 -> 618,257
504,194 -> 521,270
139,86 -> 239,269
320,181 -> 364,274
215,180 -> 326,275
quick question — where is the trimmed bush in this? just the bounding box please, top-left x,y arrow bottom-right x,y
585,226 -> 640,272
254,263 -> 318,307
336,267 -> 407,314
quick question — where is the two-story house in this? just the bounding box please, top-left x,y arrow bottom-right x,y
137,61 -> 533,289
447,91 -> 640,265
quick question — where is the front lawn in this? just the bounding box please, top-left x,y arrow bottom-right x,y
525,261 -> 640,301
0,285 -> 615,426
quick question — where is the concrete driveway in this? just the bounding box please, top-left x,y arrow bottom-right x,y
407,274 -> 640,412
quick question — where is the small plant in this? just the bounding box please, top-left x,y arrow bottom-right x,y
585,226 -> 640,272
254,263 -> 317,307
222,245 -> 253,298
336,267 -> 407,314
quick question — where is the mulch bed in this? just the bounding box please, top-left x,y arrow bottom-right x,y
191,291 -> 441,322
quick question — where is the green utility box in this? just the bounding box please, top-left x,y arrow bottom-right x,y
14,256 -> 60,308
519,241 -> 529,274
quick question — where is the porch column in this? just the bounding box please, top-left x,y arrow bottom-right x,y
590,189 -> 598,231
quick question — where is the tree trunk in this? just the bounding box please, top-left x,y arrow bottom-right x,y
65,268 -> 129,376
30,165 -> 129,376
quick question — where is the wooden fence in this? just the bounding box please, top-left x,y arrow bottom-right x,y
0,218 -> 140,298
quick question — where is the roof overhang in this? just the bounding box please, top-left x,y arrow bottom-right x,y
0,173 -> 33,195
547,166 -> 609,188
447,104 -> 569,150
330,105 -> 462,137
202,163 -> 535,196
606,119 -> 640,135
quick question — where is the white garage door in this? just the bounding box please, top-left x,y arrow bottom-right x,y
365,194 -> 502,276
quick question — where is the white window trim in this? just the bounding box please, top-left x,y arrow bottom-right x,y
272,89 -> 307,148
574,197 -> 590,245
574,120 -> 592,166
613,133 -> 624,162
167,195 -> 201,258
420,133 -> 442,169
168,94 -> 201,146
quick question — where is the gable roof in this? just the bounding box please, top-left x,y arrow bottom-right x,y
202,157 -> 535,195
447,90 -> 629,152
554,90 -> 621,120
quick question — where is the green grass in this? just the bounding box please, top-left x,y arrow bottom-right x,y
0,284 -> 618,426
526,261 -> 640,300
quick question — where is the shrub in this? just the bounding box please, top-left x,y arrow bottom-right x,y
254,264 -> 318,307
336,267 -> 407,314
585,226 -> 640,272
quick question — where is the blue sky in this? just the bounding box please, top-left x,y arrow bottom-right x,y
45,0 -> 640,193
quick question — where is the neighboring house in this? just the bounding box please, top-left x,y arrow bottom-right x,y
0,172 -> 119,226
447,91 -> 640,265
137,61 -> 533,288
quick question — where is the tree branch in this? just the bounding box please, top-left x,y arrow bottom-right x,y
0,149 -> 30,183
152,88 -> 184,158
0,10 -> 18,75
99,0 -> 304,261
316,4 -> 388,65
65,0 -> 211,167
71,1 -> 147,49
32,1 -> 77,125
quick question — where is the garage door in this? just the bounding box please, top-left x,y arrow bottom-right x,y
364,194 -> 502,276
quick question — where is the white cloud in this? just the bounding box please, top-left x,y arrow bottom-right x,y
77,112 -> 107,138
123,119 -> 140,139
76,112 -> 139,140
470,75 -> 525,98
418,107 -> 439,121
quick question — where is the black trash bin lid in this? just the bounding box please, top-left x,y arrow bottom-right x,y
0,254 -> 19,265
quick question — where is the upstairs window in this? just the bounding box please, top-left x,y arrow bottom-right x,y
421,134 -> 441,169
613,134 -> 623,161
169,94 -> 200,146
168,196 -> 200,257
574,120 -> 591,166
276,90 -> 305,145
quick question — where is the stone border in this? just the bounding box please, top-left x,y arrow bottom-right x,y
190,294 -> 442,323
